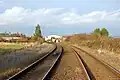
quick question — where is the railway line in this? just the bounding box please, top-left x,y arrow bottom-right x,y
5,43 -> 120,80
72,48 -> 92,80
72,45 -> 120,80
7,44 -> 62,80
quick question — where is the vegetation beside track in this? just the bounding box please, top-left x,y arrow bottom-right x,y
64,28 -> 120,54
0,43 -> 55,79
0,43 -> 25,55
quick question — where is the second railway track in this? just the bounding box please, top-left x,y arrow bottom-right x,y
7,44 -> 62,80
72,48 -> 93,80
72,45 -> 120,80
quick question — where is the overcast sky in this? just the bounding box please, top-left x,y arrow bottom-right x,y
0,0 -> 120,36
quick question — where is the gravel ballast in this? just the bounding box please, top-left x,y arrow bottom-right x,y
51,44 -> 87,80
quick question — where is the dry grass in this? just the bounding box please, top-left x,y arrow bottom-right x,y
0,43 -> 25,55
0,43 -> 24,49
0,68 -> 21,79
0,43 -> 55,79
65,34 -> 120,54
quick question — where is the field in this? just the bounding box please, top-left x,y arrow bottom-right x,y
0,43 -> 33,55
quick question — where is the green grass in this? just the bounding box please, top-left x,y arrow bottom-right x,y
0,44 -> 24,49
0,43 -> 25,54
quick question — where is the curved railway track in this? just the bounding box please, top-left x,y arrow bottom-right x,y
72,45 -> 120,80
72,48 -> 93,80
7,44 -> 62,80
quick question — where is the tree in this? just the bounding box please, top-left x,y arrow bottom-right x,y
34,24 -> 42,38
93,28 -> 101,35
101,28 -> 109,36
31,35 -> 38,41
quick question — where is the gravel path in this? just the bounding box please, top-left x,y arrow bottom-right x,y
51,44 -> 88,80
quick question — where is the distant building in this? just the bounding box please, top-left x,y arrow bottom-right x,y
45,35 -> 62,42
0,37 -> 28,42
2,37 -> 22,41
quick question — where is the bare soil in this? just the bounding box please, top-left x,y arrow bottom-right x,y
51,44 -> 88,80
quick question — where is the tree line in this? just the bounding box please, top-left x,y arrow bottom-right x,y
93,28 -> 109,36
0,24 -> 43,42
0,32 -> 26,37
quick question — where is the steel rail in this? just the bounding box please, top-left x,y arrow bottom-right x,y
72,48 -> 93,80
42,46 -> 63,80
7,44 -> 57,80
72,45 -> 120,78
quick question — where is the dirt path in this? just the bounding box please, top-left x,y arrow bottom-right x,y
51,44 -> 88,80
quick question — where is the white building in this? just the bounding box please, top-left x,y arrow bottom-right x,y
45,35 -> 62,42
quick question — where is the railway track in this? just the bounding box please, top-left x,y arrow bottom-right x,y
72,48 -> 93,80
7,44 -> 62,80
72,45 -> 120,80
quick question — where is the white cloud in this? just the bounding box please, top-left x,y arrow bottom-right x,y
0,7 -> 120,26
